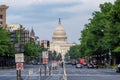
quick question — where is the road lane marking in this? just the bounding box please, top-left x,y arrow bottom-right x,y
0,74 -> 120,77
63,61 -> 67,80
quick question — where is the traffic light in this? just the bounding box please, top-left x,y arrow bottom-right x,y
47,40 -> 50,48
41,40 -> 44,48
41,40 -> 50,48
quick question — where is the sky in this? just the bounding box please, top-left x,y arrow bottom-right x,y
0,0 -> 115,44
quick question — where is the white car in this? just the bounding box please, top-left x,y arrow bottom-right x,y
76,64 -> 82,68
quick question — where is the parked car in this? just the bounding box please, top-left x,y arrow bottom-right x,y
72,60 -> 76,65
65,61 -> 71,65
87,63 -> 98,69
83,62 -> 88,67
87,64 -> 93,68
116,64 -> 120,73
76,63 -> 82,68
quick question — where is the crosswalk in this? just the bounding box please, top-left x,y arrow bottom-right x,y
1,65 -> 120,80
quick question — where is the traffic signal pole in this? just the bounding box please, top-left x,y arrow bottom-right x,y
16,70 -> 22,80
45,64 -> 47,76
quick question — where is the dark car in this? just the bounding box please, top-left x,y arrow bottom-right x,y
32,62 -> 41,65
71,60 -> 76,65
65,61 -> 71,65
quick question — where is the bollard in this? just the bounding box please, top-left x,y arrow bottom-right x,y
39,68 -> 41,80
45,65 -> 47,76
49,66 -> 51,76
39,68 -> 42,76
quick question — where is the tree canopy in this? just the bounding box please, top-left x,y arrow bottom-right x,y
24,43 -> 41,57
68,0 -> 120,63
0,27 -> 14,56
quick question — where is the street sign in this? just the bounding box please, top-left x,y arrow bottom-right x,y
42,51 -> 48,64
16,63 -> 24,70
15,53 -> 24,63
42,58 -> 48,64
42,51 -> 48,58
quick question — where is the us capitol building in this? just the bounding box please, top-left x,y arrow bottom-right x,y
50,18 -> 76,58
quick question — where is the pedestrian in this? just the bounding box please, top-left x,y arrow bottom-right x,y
116,64 -> 120,73
61,61 -> 63,68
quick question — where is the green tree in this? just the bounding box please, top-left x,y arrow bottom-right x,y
24,43 -> 41,62
69,45 -> 81,59
51,51 -> 57,60
80,2 -> 113,56
0,27 -> 14,56
56,53 -> 62,61
65,52 -> 70,61
79,0 -> 120,65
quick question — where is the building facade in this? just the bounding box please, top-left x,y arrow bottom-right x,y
6,24 -> 21,32
0,5 -> 8,28
50,19 -> 75,58
30,28 -> 36,43
10,26 -> 30,52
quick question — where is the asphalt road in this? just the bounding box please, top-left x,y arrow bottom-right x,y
66,64 -> 120,80
0,64 -> 120,80
0,64 -> 63,80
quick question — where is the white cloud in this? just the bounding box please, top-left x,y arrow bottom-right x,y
0,0 -> 80,8
0,0 -> 115,9
52,5 -> 80,13
1,0 -> 115,43
41,0 -> 81,3
7,15 -> 23,24
0,0 -> 42,8
51,0 -> 115,15
81,0 -> 115,4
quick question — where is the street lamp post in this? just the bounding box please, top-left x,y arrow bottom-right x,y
108,49 -> 111,66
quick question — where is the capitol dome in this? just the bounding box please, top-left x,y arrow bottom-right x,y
52,18 -> 67,43
50,18 -> 75,58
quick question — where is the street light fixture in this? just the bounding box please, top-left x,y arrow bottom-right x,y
108,49 -> 111,65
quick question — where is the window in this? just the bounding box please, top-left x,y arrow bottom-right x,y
0,21 -> 2,24
0,9 -> 2,12
0,15 -> 2,19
